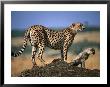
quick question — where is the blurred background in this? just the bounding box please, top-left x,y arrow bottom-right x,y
11,11 -> 100,76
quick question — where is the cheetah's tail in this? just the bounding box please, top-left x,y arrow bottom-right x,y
11,43 -> 27,57
11,29 -> 30,57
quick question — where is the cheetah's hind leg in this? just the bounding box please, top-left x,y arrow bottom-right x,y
37,44 -> 46,66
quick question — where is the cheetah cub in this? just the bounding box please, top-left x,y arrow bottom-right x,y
71,48 -> 95,68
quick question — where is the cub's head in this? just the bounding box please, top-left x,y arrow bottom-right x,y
69,22 -> 85,32
85,48 -> 95,55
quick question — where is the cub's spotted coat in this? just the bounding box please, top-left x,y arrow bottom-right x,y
12,23 -> 85,66
72,48 -> 95,68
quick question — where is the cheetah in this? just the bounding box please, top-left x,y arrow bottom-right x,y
12,22 -> 85,66
71,48 -> 95,68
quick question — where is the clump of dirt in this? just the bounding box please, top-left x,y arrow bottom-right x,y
17,59 -> 100,77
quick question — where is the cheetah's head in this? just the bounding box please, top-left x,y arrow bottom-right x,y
70,22 -> 85,32
85,48 -> 95,55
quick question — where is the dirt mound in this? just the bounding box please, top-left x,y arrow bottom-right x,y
18,59 -> 100,77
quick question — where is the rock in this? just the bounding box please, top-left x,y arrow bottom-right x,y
17,59 -> 100,77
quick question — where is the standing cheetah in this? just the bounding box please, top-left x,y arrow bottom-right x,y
12,22 -> 85,66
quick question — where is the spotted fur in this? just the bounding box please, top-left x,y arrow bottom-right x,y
71,48 -> 95,68
12,22 -> 85,66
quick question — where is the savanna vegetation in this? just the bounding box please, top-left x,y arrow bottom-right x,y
11,26 -> 100,76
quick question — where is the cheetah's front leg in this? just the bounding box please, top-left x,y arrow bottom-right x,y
61,49 -> 64,60
37,43 -> 45,65
63,43 -> 68,61
81,59 -> 85,68
31,46 -> 37,66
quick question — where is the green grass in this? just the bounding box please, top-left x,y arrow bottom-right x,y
11,29 -> 25,37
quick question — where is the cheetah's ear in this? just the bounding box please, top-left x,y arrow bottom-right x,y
72,23 -> 75,27
69,23 -> 75,28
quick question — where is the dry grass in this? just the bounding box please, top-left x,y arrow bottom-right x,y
11,31 -> 100,76
11,49 -> 99,76
85,49 -> 100,69
74,31 -> 100,43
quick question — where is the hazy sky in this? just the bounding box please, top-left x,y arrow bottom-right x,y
11,11 -> 100,30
